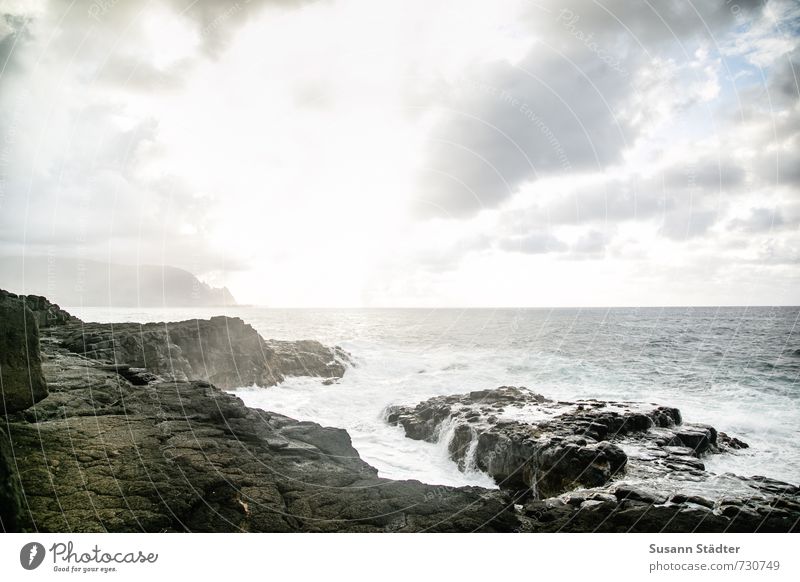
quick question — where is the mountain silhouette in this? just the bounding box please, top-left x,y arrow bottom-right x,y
0,256 -> 236,307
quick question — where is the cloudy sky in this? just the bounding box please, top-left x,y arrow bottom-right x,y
0,0 -> 798,306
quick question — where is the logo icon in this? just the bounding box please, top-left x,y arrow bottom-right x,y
20,542 -> 46,570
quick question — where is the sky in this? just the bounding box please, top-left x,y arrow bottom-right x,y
0,0 -> 798,307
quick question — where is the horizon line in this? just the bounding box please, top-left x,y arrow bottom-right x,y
68,304 -> 800,310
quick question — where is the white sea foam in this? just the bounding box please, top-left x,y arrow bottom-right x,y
70,306 -> 800,488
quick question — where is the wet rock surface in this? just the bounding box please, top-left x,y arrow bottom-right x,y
3,342 -> 517,532
48,317 -> 352,389
387,386 -> 799,532
387,386 -> 688,496
0,291 -> 48,413
520,474 -> 800,532
2,289 -> 797,532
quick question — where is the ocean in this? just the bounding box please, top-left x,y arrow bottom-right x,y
67,306 -> 800,488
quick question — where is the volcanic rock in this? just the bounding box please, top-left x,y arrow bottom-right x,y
3,342 -> 517,532
49,317 -> 352,389
0,291 -> 48,413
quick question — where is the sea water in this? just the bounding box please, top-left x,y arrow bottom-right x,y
68,306 -> 800,488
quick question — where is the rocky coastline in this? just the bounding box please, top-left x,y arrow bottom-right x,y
386,387 -> 799,532
0,290 -> 514,532
50,318 -> 351,389
1,289 -> 798,532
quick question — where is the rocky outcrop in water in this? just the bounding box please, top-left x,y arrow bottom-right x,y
387,386 -> 693,496
519,475 -> 800,532
3,340 -> 516,532
387,386 -> 800,532
0,291 -> 48,414
49,317 -> 352,390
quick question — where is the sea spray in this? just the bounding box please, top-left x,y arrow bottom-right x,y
70,305 -> 800,488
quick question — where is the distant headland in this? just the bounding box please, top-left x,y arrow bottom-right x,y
0,255 -> 236,307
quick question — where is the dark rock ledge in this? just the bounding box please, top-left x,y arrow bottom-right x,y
386,386 -> 800,532
48,318 -> 352,390
0,290 -> 515,532
3,343 -> 515,532
3,288 -> 353,390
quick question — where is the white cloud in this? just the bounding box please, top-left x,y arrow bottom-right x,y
0,0 -> 798,306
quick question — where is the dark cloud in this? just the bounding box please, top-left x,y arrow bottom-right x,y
538,0 -> 756,47
769,46 -> 799,102
499,162 -> 738,233
416,50 -> 634,218
413,0 -> 767,219
0,13 -> 30,83
736,0 -> 768,11
547,160 -> 738,241
744,116 -> 800,186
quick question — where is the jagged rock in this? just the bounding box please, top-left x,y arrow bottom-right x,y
0,291 -> 352,390
675,426 -> 716,454
388,386 -> 799,532
50,316 -> 352,389
0,290 -> 79,329
0,292 -> 48,413
669,493 -> 715,508
613,484 -> 668,505
385,386 -> 782,500
521,482 -> 799,532
3,343 -> 517,532
386,386 -> 693,497
719,432 -> 749,449
17,293 -> 79,328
